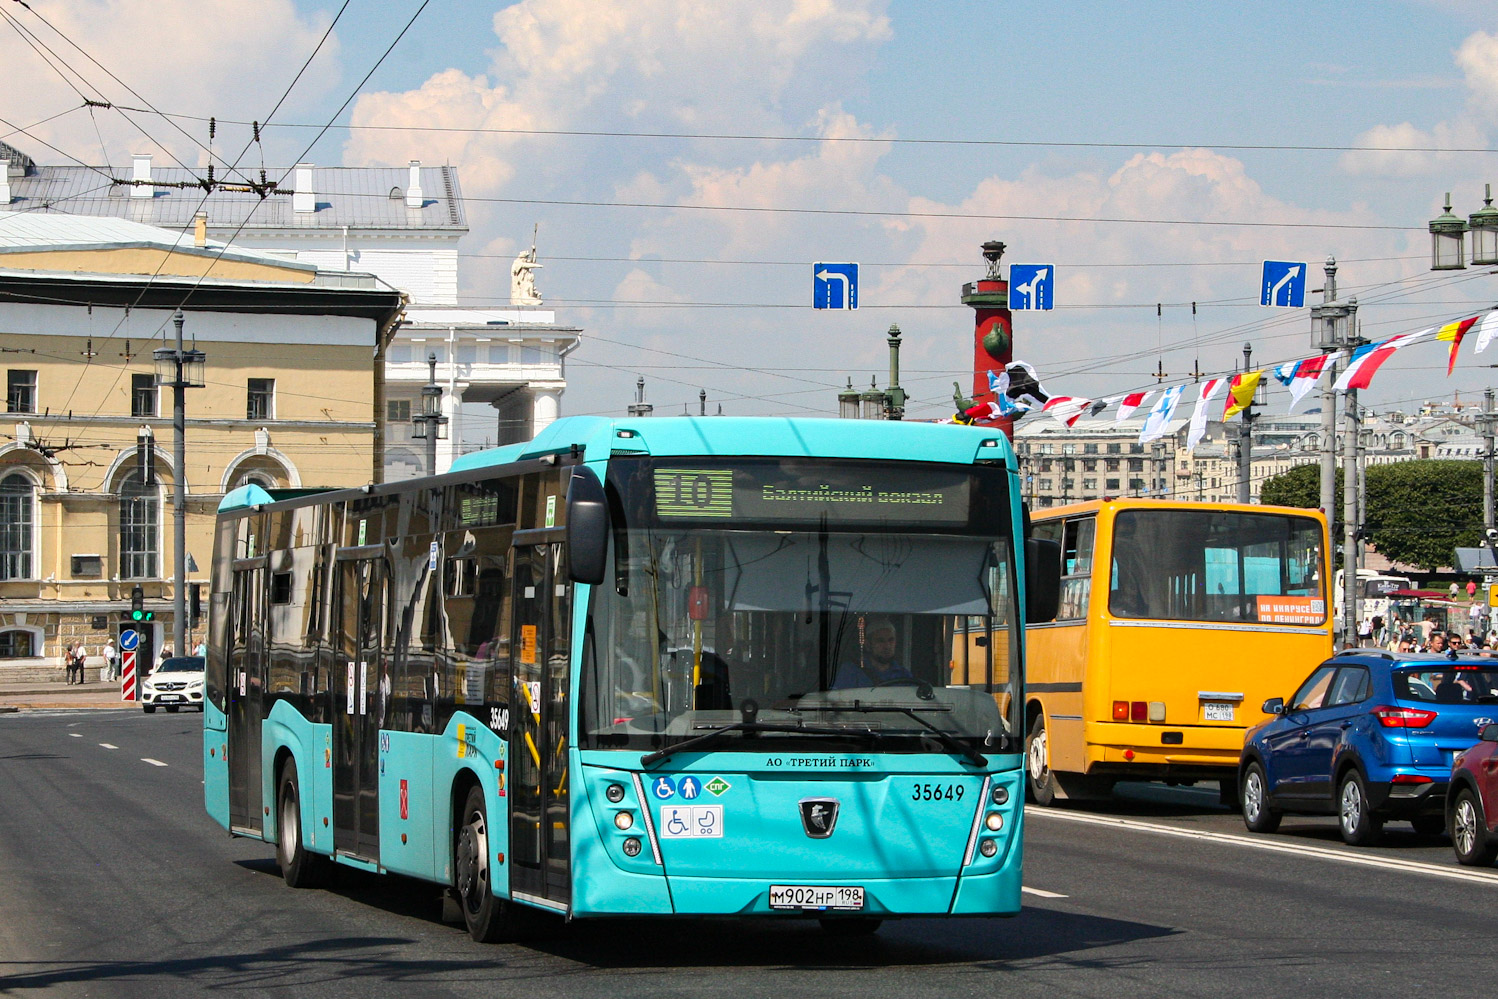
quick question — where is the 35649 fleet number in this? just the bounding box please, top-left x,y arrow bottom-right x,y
911,782 -> 965,802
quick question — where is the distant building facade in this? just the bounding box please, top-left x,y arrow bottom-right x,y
2,144 -> 580,477
0,210 -> 402,666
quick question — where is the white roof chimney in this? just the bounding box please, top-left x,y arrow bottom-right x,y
293,163 -> 316,214
131,153 -> 153,199
0,160 -> 10,205
405,160 -> 423,208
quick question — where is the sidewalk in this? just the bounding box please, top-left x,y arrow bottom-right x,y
0,678 -> 138,712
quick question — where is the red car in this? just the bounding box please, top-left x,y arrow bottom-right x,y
1449,722 -> 1498,865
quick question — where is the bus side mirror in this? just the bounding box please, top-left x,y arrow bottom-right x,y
566,466 -> 609,586
1024,538 -> 1061,624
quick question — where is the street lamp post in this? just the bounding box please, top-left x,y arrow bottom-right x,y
410,351 -> 448,476
152,311 -> 205,660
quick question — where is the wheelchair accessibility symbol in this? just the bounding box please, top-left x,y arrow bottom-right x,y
660,804 -> 723,839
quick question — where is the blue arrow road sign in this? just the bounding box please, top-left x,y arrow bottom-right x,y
813,263 -> 858,310
1008,264 -> 1054,310
1260,261 -> 1306,308
120,629 -> 138,651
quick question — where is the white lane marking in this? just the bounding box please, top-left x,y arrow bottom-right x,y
1022,886 -> 1069,898
1028,807 -> 1498,887
99,743 -> 118,750
141,758 -> 168,768
69,733 -> 82,738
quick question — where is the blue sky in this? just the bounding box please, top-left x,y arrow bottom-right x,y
8,0 -> 1498,424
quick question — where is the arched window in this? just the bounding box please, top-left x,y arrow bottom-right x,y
119,470 -> 158,579
0,629 -> 36,657
0,472 -> 33,579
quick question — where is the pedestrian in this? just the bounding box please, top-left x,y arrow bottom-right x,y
193,639 -> 206,658
1468,580 -> 1478,599
61,643 -> 74,684
74,641 -> 89,684
64,643 -> 83,684
103,638 -> 117,681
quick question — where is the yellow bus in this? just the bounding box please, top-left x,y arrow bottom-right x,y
1023,499 -> 1332,805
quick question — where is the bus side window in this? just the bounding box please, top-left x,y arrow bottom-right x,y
1057,518 -> 1095,621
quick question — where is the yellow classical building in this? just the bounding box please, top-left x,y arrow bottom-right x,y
0,211 -> 404,669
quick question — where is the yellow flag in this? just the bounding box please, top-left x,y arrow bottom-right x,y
1222,370 -> 1263,420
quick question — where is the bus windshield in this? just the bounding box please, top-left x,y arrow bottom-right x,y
1108,509 -> 1326,625
582,457 -> 1022,755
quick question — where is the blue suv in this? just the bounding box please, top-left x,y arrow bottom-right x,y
1239,650 -> 1498,846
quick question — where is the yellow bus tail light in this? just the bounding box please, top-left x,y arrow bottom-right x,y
1130,701 -> 1147,722
1112,700 -> 1129,720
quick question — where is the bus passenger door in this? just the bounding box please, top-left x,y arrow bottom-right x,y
227,563 -> 265,835
509,543 -> 572,906
333,554 -> 386,862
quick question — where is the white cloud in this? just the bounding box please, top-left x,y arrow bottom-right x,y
1340,120 -> 1486,177
1337,28 -> 1495,179
1456,30 -> 1498,117
343,0 -> 891,187
0,0 -> 340,171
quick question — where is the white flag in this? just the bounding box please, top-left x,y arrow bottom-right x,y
1473,311 -> 1498,355
1139,385 -> 1185,444
1186,378 -> 1226,450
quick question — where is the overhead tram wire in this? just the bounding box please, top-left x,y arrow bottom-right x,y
118,113 -> 1498,157
8,0 -> 264,190
46,0 -> 356,419
0,6 -> 220,192
323,188 -> 1422,232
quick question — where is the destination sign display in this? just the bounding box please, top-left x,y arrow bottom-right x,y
651,462 -> 972,526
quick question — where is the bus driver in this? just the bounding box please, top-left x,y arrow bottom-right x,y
833,617 -> 915,688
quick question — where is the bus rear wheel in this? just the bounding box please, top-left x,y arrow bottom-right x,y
1026,714 -> 1058,806
456,785 -> 523,943
276,760 -> 331,888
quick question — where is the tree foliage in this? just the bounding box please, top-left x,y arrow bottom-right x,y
1259,463 -> 1333,510
1364,460 -> 1484,571
1259,459 -> 1484,571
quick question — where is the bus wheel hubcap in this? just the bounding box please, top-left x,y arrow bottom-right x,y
1028,729 -> 1047,781
457,813 -> 488,905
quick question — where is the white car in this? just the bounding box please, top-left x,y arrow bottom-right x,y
141,656 -> 205,713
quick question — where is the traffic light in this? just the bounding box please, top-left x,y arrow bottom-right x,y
189,583 -> 201,629
130,584 -> 153,622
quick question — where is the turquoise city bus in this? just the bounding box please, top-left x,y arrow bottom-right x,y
203,416 -> 1058,939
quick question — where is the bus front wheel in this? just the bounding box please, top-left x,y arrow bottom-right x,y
456,785 -> 522,943
276,760 -> 331,888
1026,714 -> 1058,806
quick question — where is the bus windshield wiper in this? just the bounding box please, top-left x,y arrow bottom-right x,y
640,704 -> 876,767
819,702 -> 988,768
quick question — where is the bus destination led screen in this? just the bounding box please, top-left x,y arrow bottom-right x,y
652,463 -> 972,526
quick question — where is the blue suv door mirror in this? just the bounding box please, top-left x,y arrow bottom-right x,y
1262,697 -> 1285,716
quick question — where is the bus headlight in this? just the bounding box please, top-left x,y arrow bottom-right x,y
614,811 -> 634,831
605,783 -> 626,803
979,839 -> 998,858
622,837 -> 642,857
985,812 -> 1004,832
991,785 -> 1009,806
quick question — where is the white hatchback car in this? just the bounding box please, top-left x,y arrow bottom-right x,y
141,656 -> 205,713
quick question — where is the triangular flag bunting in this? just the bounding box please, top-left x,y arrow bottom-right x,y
1272,356 -> 1327,413
1186,379 -> 1226,449
1140,385 -> 1185,444
1115,390 -> 1153,422
1222,371 -> 1264,421
1437,316 -> 1480,376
